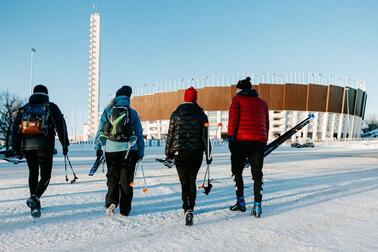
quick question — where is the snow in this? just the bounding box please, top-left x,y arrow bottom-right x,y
1,142 -> 378,252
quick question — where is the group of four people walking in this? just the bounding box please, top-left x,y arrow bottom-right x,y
11,76 -> 269,225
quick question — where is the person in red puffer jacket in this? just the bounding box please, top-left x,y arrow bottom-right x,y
228,77 -> 269,217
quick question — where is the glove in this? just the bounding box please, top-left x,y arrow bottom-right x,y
166,153 -> 174,160
63,146 -> 68,156
96,149 -> 103,158
138,156 -> 143,161
4,149 -> 15,158
206,156 -> 213,165
228,136 -> 237,152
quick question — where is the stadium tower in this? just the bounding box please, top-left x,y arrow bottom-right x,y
87,12 -> 101,140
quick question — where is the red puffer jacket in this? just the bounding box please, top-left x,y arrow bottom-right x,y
228,89 -> 269,143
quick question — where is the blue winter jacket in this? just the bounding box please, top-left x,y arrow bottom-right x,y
94,96 -> 144,158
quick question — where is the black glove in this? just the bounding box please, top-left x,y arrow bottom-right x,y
4,149 -> 15,158
228,136 -> 237,152
138,156 -> 143,161
63,146 -> 68,156
166,153 -> 174,160
96,149 -> 103,158
9,149 -> 24,159
206,156 -> 213,165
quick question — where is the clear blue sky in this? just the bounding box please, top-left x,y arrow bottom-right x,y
1,0 -> 377,134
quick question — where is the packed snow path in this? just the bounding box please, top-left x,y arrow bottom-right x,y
1,143 -> 377,251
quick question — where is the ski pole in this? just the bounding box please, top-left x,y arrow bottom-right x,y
140,162 -> 148,193
129,160 -> 140,188
64,155 -> 68,182
65,155 -> 78,184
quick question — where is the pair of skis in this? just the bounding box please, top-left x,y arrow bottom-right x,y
157,113 -> 314,169
0,150 -> 25,164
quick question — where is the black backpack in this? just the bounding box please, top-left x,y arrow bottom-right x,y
103,106 -> 134,142
20,103 -> 50,135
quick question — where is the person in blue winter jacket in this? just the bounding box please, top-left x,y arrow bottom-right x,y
95,85 -> 144,217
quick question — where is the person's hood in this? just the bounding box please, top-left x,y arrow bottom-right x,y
29,93 -> 49,104
175,102 -> 203,116
238,89 -> 259,97
113,95 -> 130,107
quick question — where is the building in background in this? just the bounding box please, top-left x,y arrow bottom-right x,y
85,12 -> 101,140
131,82 -> 367,142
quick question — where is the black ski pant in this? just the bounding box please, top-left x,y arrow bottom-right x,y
229,141 -> 266,202
24,150 -> 54,198
175,150 -> 203,212
105,150 -> 138,216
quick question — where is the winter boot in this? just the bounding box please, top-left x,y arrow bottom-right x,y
26,195 -> 40,209
106,203 -> 117,217
252,202 -> 262,218
185,209 -> 194,226
230,196 -> 246,212
26,195 -> 41,218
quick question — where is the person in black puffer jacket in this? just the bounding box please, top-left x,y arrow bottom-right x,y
12,84 -> 69,218
165,86 -> 211,226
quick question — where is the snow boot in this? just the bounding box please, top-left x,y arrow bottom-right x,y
27,195 -> 41,218
106,203 -> 116,217
31,207 -> 41,218
26,195 -> 40,209
185,209 -> 194,226
252,202 -> 262,218
230,196 -> 246,212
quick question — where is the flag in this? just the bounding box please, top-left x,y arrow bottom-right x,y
31,48 -> 36,52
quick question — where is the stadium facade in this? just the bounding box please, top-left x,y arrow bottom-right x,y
131,83 -> 367,141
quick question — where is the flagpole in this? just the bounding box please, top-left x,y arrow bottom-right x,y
29,48 -> 36,95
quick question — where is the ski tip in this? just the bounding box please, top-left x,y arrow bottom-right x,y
129,182 -> 134,187
142,188 -> 148,193
309,113 -> 315,120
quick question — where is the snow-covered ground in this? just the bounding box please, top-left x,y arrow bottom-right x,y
1,142 -> 377,252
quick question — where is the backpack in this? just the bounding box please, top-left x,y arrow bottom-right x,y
103,106 -> 134,142
20,103 -> 50,135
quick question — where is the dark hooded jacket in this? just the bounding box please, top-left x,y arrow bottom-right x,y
165,103 -> 211,158
228,89 -> 269,143
12,93 -> 69,153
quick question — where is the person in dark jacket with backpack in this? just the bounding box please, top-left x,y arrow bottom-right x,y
12,84 -> 69,218
95,85 -> 144,217
228,77 -> 269,217
165,87 -> 212,226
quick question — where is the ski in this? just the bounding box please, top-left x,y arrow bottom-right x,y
155,158 -> 175,168
263,113 -> 315,157
0,150 -> 25,164
156,114 -> 314,169
88,155 -> 105,176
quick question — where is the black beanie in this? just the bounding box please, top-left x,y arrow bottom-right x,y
33,84 -> 48,94
236,77 -> 252,90
116,85 -> 132,97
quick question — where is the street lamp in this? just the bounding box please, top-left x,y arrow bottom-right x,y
29,48 -> 36,95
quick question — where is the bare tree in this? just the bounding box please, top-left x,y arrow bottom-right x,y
0,91 -> 23,150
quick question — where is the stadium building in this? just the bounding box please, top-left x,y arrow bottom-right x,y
131,82 -> 367,142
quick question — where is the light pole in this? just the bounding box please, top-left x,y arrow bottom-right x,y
29,48 -> 36,95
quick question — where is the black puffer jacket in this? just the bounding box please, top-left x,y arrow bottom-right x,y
165,103 -> 211,158
12,93 -> 69,152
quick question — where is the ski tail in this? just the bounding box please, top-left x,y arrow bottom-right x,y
155,158 -> 175,168
264,113 -> 314,157
0,149 -> 25,164
89,155 -> 105,176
